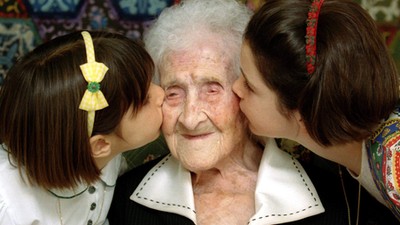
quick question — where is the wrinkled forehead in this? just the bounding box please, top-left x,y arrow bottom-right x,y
159,45 -> 236,87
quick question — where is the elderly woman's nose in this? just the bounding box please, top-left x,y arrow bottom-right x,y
178,96 -> 207,130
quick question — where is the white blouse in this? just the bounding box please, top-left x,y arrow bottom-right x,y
347,141 -> 386,205
0,146 -> 126,225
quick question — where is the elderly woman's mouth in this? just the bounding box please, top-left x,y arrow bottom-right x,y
181,133 -> 213,140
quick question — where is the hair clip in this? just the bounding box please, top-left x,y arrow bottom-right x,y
305,0 -> 324,75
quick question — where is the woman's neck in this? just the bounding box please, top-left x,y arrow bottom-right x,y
296,136 -> 362,175
191,136 -> 263,192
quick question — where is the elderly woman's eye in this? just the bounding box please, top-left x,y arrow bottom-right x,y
166,89 -> 180,99
205,82 -> 222,94
166,92 -> 177,98
165,86 -> 185,106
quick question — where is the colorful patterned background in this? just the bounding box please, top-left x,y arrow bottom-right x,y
1,0 -> 399,85
0,0 -> 179,85
356,0 -> 400,71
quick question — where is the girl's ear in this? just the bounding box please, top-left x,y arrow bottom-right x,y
89,135 -> 112,159
293,110 -> 303,124
292,110 -> 307,131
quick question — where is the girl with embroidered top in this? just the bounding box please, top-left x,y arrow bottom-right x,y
0,30 -> 164,225
232,0 -> 400,221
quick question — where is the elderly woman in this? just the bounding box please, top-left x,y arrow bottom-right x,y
107,1 -> 325,224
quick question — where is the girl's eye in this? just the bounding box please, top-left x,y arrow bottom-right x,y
238,73 -> 253,92
143,94 -> 150,105
243,79 -> 252,91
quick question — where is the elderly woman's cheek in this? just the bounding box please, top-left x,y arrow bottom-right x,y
161,105 -> 177,129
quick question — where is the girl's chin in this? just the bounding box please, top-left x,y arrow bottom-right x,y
248,124 -> 264,136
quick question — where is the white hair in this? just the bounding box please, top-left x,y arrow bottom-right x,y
143,0 -> 252,82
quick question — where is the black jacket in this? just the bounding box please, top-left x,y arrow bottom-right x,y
108,154 -> 399,225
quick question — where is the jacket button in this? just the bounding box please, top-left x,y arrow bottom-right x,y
90,202 -> 96,210
88,186 -> 96,194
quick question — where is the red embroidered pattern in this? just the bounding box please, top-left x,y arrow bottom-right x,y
368,117 -> 400,219
305,0 -> 324,75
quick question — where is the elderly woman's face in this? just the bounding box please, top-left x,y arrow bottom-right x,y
160,45 -> 246,172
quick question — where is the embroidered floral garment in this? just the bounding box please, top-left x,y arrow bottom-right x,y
367,105 -> 400,220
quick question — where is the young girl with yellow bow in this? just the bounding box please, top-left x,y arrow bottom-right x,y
0,30 -> 164,225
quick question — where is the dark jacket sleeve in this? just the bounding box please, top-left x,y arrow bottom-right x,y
285,154 -> 400,225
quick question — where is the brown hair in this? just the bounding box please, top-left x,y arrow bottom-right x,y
0,31 -> 154,189
245,0 -> 399,146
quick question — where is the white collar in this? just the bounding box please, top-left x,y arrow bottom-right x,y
48,154 -> 122,198
1,144 -> 122,199
130,139 -> 324,224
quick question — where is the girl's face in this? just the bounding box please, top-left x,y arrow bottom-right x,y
117,83 -> 165,151
232,42 -> 299,139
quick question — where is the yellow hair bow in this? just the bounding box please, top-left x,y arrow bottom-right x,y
79,31 -> 109,136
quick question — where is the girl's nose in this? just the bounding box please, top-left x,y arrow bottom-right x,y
232,76 -> 243,99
